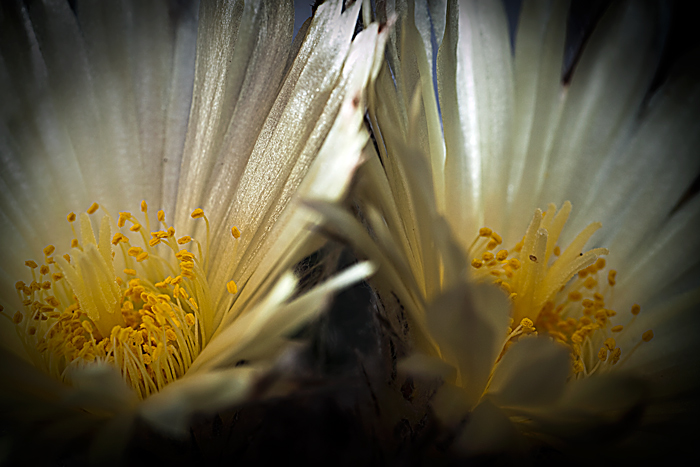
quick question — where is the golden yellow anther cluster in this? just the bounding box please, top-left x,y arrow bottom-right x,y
469,202 -> 654,377
5,202 -> 242,399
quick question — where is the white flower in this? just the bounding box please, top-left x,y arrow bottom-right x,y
0,0 -> 385,460
313,0 -> 700,458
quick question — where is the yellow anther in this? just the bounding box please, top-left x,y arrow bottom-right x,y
611,325 -> 623,333
175,250 -> 194,260
52,273 -> 63,281
191,208 -> 204,219
568,291 -> 582,301
12,311 -> 23,324
171,276 -> 183,285
231,226 -> 241,239
177,236 -> 191,245
608,270 -> 617,286
128,247 -> 143,257
631,304 -> 641,315
67,212 -> 77,222
39,265 -> 50,276
188,297 -> 198,310
87,202 -> 99,215
572,359 -> 584,373
46,296 -> 60,307
124,269 -> 137,276
482,252 -> 494,262
491,232 -> 503,245
181,270 -> 195,279
43,245 -> 55,256
165,329 -> 178,342
25,260 -> 38,269
118,212 -> 130,228
593,292 -> 604,301
642,330 -> 654,342
167,226 -> 175,237
508,258 -> 521,270
71,239 -> 79,248
486,240 -> 498,250
581,299 -> 594,308
154,281 -> 167,288
471,259 -> 483,269
157,210 -> 165,222
136,252 -> 148,262
149,238 -> 160,247
180,261 -> 194,270
553,246 -> 561,256
604,337 -> 616,350
226,280 -> 238,294
140,200 -> 148,212
478,227 -> 492,237
185,313 -> 195,326
595,258 -> 606,270
578,269 -> 588,279
609,347 -> 621,364
584,277 -> 597,289
46,256 -> 55,264
520,318 -> 534,329
495,250 -> 508,261
129,224 -> 141,232
598,347 -> 608,361
81,320 -> 94,334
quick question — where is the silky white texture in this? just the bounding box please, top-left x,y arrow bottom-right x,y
0,0 -> 388,456
316,0 -> 700,455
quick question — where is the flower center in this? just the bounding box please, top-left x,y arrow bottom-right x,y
468,202 -> 653,376
7,202 -> 240,399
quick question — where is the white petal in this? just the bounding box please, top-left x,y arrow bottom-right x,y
438,0 -> 514,241
503,0 -> 568,241
427,283 -> 510,409
539,1 -> 664,227
455,399 -> 519,456
487,337 -> 569,409
139,366 -> 257,436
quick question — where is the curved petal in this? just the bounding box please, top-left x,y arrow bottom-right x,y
487,337 -> 569,409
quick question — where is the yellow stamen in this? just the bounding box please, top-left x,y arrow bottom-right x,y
10,202 -> 219,400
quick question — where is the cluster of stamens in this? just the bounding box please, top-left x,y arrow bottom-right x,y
469,202 -> 654,377
3,201 -> 241,399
